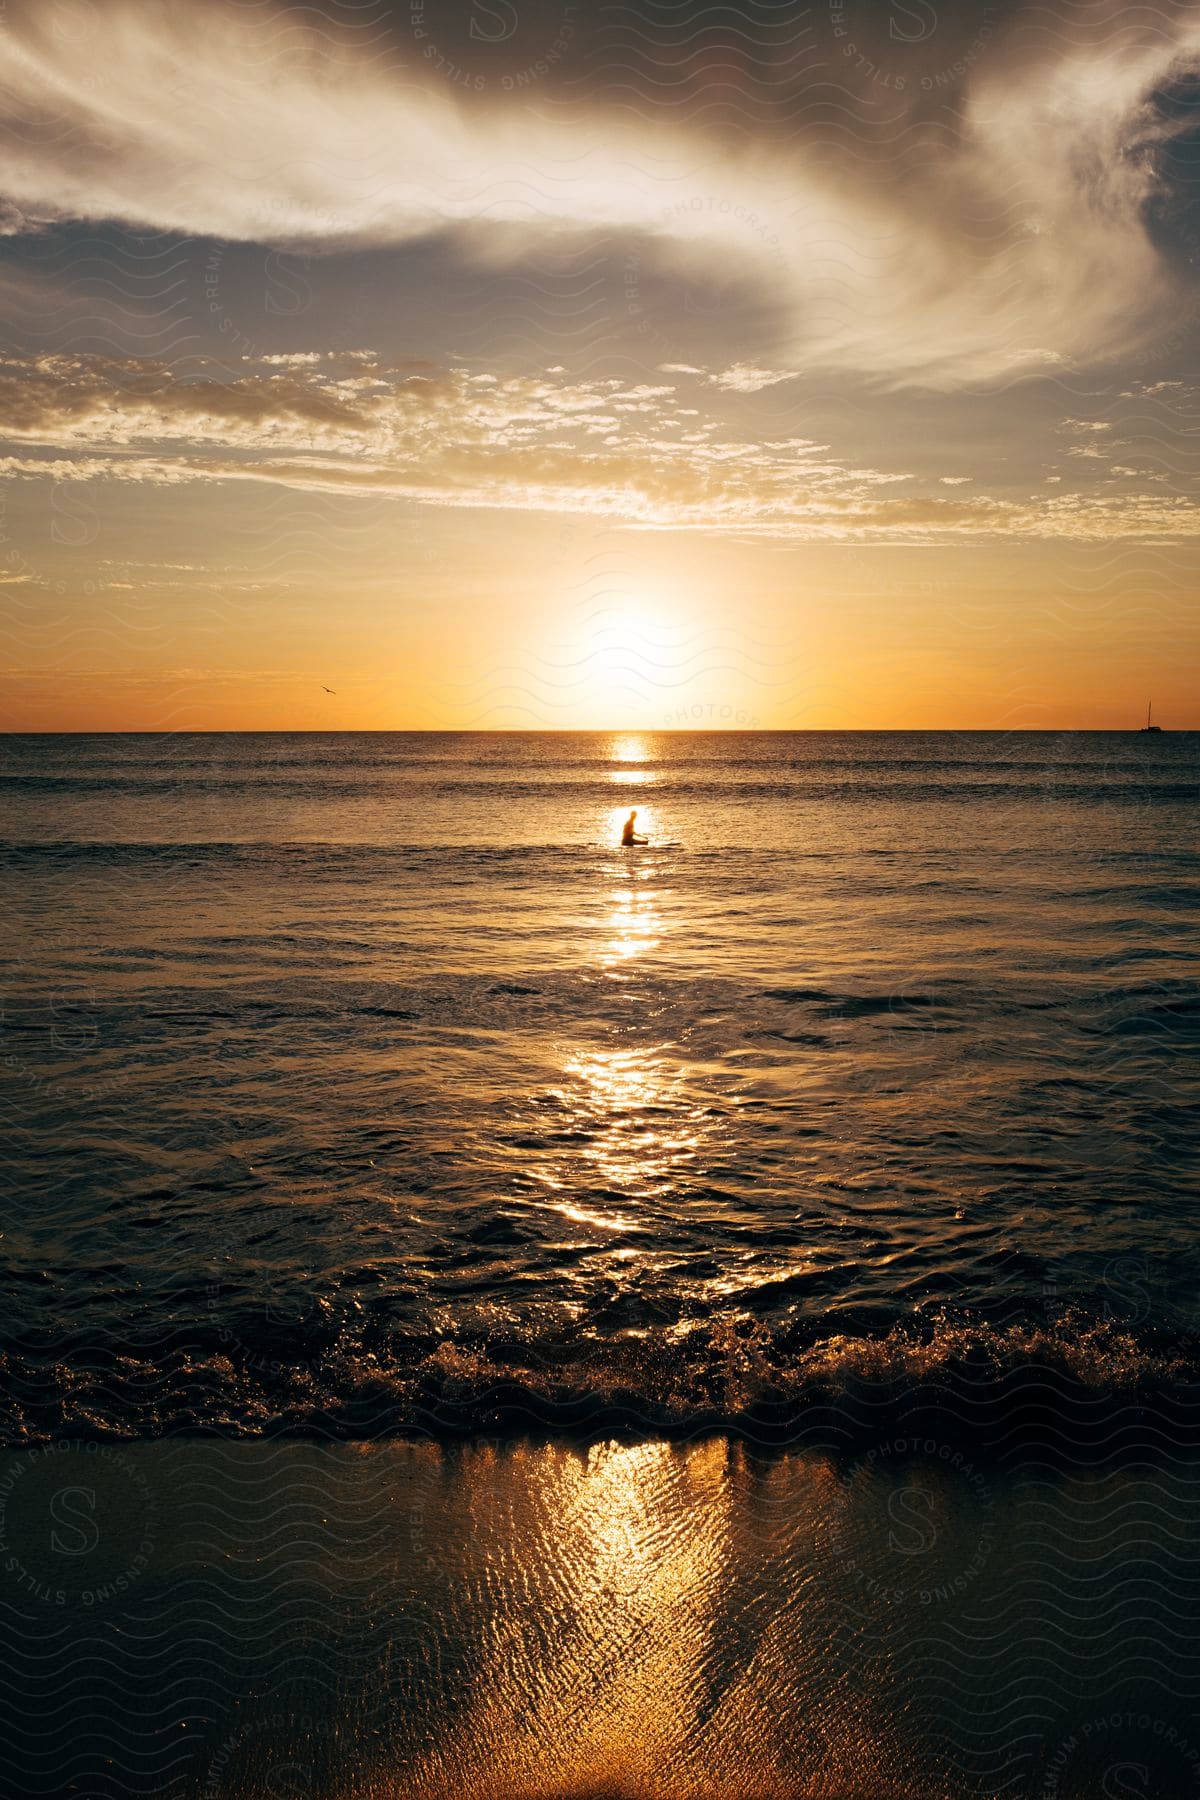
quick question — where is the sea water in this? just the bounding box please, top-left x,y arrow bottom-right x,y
2,729 -> 1198,1442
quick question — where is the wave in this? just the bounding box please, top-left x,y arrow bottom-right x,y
3,1314 -> 1198,1455
4,836 -> 1197,866
4,751 -> 1194,777
2,772 -> 1197,802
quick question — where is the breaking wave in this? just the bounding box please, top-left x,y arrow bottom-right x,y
3,1314 -> 1198,1455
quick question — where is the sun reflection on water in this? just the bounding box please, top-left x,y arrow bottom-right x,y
516,790 -> 707,1253
391,1438 -> 916,1798
602,881 -> 660,966
403,1439 -> 739,1797
608,735 -> 657,787
533,1044 -> 705,1223
553,1198 -> 648,1234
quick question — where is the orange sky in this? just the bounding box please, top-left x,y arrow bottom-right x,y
0,0 -> 1198,730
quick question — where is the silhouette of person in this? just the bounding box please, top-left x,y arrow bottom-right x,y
621,809 -> 648,846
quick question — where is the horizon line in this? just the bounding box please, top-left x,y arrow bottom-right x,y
4,725 -> 1194,737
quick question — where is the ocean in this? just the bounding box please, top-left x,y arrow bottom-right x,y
3,729 -> 1198,1446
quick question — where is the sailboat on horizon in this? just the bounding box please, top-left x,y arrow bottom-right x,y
1141,701 -> 1163,733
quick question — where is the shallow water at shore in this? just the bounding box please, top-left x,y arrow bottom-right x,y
1,1436 -> 1198,1798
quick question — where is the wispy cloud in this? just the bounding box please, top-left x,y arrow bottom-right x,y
711,366 -> 798,395
3,351 -> 1197,541
0,1 -> 1198,385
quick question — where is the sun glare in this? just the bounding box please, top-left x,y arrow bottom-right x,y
537,580 -> 698,727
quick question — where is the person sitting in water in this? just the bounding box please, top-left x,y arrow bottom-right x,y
621,809 -> 648,847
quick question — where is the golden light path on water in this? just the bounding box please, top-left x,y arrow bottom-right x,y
601,881 -> 661,966
530,758 -> 710,1253
392,1436 -> 920,1798
606,736 -> 658,840
603,738 -> 660,949
536,1027 -> 707,1239
527,747 -> 829,1318
608,738 -> 656,789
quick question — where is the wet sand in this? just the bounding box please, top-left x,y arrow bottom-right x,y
1,1435 -> 1198,1798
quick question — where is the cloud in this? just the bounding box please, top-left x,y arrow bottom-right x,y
2,350 -> 1197,541
0,1 -> 1198,385
0,201 -> 49,237
711,365 -> 798,394
0,352 -> 392,434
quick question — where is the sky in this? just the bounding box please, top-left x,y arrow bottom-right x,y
0,0 -> 1198,729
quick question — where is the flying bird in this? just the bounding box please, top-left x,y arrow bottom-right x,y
322,686 -> 336,695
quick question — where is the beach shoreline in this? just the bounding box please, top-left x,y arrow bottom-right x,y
2,1433 -> 1198,1798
